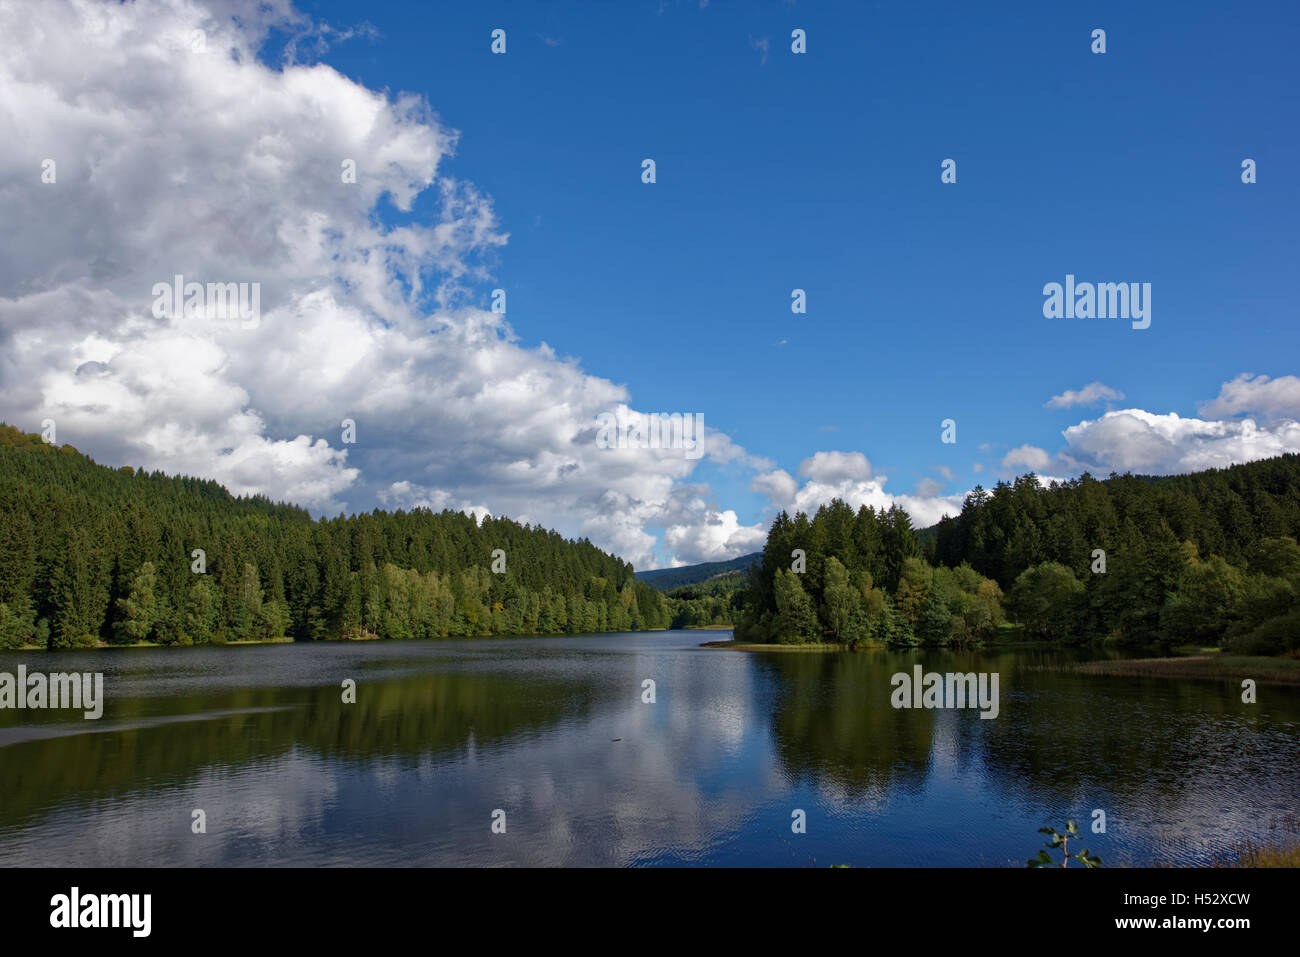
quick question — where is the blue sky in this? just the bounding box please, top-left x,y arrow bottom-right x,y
3,0 -> 1298,568
301,0 -> 1300,557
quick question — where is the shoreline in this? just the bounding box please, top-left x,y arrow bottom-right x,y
699,640 -> 1300,683
1061,654 -> 1300,686
1,628 -> 684,652
700,639 -> 866,652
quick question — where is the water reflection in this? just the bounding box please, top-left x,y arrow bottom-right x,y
0,634 -> 1295,866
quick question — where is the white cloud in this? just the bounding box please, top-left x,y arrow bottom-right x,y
996,375 -> 1300,484
797,450 -> 872,483
1198,373 -> 1300,422
663,509 -> 767,566
752,468 -> 798,506
1001,444 -> 1053,472
754,451 -> 964,529
1057,409 -> 1300,475
0,0 -> 768,569
1045,381 -> 1125,409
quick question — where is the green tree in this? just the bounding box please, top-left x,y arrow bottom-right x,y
1159,553 -> 1246,646
183,577 -> 219,645
822,557 -> 866,644
50,531 -> 106,648
1009,562 -> 1085,641
895,557 -> 933,629
773,568 -> 818,643
114,561 -> 160,644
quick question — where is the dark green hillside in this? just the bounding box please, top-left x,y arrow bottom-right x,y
636,552 -> 761,590
0,424 -> 669,648
736,456 -> 1300,654
929,457 -> 1300,586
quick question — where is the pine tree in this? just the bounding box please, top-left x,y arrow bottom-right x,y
773,568 -> 818,643
114,561 -> 159,644
183,577 -> 218,645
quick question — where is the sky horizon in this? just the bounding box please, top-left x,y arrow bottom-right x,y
1,0 -> 1297,569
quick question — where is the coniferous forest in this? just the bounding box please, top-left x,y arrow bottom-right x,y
735,455 -> 1300,655
5,419 -> 1299,658
0,424 -> 669,648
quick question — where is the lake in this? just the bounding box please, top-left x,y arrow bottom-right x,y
1,631 -> 1296,867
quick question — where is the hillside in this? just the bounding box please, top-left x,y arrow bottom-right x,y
0,424 -> 669,648
735,456 -> 1300,653
636,552 -> 761,590
929,457 -> 1300,585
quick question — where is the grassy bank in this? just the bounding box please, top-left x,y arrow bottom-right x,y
1221,843 -> 1300,867
1214,818 -> 1300,867
213,637 -> 296,646
700,639 -> 879,652
1067,654 -> 1300,686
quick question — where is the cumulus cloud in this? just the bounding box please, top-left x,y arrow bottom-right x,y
798,450 -> 872,483
752,468 -> 798,507
1198,373 -> 1300,422
0,0 -> 768,568
1045,381 -> 1125,409
753,452 -> 964,529
1057,409 -> 1300,475
663,509 -> 767,565
993,376 -> 1300,484
1001,444 -> 1053,472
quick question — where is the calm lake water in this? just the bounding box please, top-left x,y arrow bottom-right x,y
1,631 -> 1296,867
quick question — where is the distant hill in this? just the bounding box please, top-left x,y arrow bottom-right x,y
636,552 -> 761,591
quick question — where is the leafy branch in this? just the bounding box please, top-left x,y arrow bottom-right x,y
1027,820 -> 1102,868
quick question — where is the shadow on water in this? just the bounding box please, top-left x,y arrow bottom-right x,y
0,665 -> 604,834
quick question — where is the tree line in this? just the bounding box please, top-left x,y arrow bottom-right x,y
930,458 -> 1300,653
735,455 -> 1300,655
734,500 -> 1005,646
665,573 -> 745,629
0,424 -> 670,648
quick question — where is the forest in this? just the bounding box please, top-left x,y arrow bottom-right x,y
0,424 -> 670,648
664,572 -> 746,629
735,455 -> 1300,655
5,420 -> 1299,657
